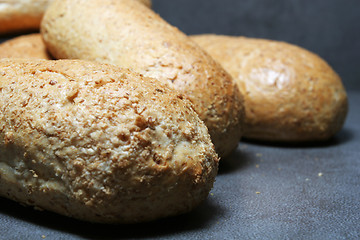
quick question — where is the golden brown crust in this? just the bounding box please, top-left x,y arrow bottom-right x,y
0,0 -> 151,34
191,34 -> 348,142
0,58 -> 218,223
139,0 -> 151,8
0,33 -> 52,59
0,0 -> 53,34
41,0 -> 245,158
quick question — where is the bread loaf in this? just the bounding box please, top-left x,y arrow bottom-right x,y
0,33 -> 51,59
0,58 -> 218,223
0,0 -> 151,34
0,0 -> 52,34
41,0 -> 245,158
191,34 -> 348,142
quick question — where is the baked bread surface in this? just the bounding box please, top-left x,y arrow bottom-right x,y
191,34 -> 348,141
0,0 -> 53,34
0,58 -> 218,223
0,33 -> 51,59
0,0 -> 151,34
41,0 -> 245,158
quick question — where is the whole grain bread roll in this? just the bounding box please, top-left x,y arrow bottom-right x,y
0,33 -> 52,59
0,0 -> 151,34
0,58 -> 218,223
41,0 -> 245,158
0,0 -> 52,34
191,34 -> 348,142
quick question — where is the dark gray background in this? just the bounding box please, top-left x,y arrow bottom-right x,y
152,0 -> 360,91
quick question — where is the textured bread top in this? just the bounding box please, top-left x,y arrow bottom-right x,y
0,58 -> 218,223
192,34 -> 348,141
41,0 -> 245,158
0,33 -> 52,59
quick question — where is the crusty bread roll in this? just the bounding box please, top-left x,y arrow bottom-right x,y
41,0 -> 245,158
0,0 -> 52,34
0,0 -> 151,34
191,34 -> 348,142
0,33 -> 52,59
0,58 -> 218,223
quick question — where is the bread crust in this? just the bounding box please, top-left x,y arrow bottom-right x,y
0,0 -> 151,34
0,0 -> 53,34
191,34 -> 348,142
41,0 -> 245,158
0,33 -> 52,59
0,58 -> 218,223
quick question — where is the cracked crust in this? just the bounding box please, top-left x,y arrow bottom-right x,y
0,0 -> 151,34
0,33 -> 52,59
0,58 -> 218,223
41,0 -> 245,158
191,34 -> 348,142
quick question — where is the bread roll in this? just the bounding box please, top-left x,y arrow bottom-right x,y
0,33 -> 52,59
0,0 -> 151,34
0,58 -> 218,223
191,34 -> 348,142
0,0 -> 52,34
41,0 -> 245,158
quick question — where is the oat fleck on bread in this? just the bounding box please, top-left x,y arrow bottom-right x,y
0,58 -> 218,223
192,34 -> 348,142
41,0 -> 245,158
